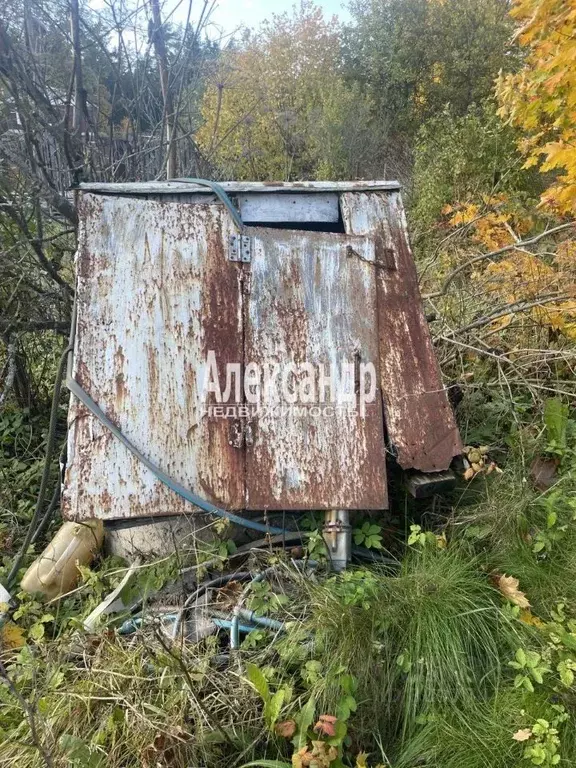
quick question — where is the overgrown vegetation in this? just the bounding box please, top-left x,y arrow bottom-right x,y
1,0 -> 576,765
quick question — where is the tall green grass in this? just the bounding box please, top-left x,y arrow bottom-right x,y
451,451 -> 576,617
299,545 -> 530,747
395,688 -> 576,768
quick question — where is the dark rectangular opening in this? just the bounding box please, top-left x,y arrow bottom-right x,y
242,219 -> 346,233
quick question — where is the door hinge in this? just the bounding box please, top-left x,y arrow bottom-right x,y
240,269 -> 252,296
228,234 -> 252,262
228,419 -> 255,449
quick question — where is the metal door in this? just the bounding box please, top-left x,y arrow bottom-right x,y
64,194 -> 245,520
243,228 -> 387,510
65,196 -> 388,521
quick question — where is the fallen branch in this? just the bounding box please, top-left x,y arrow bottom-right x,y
424,221 -> 576,299
446,293 -> 575,337
0,660 -> 54,768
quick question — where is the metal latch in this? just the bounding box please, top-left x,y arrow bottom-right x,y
228,234 -> 252,262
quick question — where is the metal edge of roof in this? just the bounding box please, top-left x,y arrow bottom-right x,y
76,180 -> 402,194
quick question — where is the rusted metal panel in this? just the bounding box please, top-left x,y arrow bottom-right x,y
63,193 -> 245,521
341,192 -> 463,472
244,228 -> 388,509
78,180 -> 401,195
65,183 -> 459,522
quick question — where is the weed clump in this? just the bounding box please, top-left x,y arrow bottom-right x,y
300,546 -> 529,747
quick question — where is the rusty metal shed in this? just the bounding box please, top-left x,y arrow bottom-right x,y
62,180 -> 463,526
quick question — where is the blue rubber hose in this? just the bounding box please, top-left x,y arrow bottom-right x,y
230,612 -> 240,650
66,377 -> 286,536
172,178 -> 244,230
235,608 -> 285,631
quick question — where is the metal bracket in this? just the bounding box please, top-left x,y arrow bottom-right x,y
228,234 -> 252,262
322,509 -> 352,571
228,419 -> 255,449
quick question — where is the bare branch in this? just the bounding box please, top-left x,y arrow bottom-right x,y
424,221 -> 576,299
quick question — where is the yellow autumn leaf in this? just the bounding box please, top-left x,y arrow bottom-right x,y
513,729 -> 533,742
0,621 -> 26,650
436,532 -> 448,549
519,609 -> 545,628
497,0 -> 576,213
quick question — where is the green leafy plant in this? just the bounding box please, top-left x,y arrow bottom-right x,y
11,592 -> 55,643
353,521 -> 383,550
268,673 -> 358,768
521,709 -> 568,767
194,535 -> 238,577
322,569 -> 380,610
407,524 -> 439,548
245,662 -> 292,731
241,629 -> 267,650
508,649 -> 551,693
247,580 -> 290,616
59,734 -> 105,768
305,529 -> 328,561
538,603 -> 576,688
532,490 -> 576,556
543,399 -> 569,458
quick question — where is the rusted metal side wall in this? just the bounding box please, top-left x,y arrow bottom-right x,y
341,192 -> 463,472
63,194 -> 245,520
244,228 -> 387,510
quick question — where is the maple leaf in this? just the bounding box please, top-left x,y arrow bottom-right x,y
513,728 -> 533,742
0,622 -> 25,650
313,714 -> 337,737
497,574 -> 531,609
275,719 -> 297,738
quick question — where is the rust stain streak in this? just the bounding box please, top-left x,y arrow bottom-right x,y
244,227 -> 387,509
64,187 -> 459,522
62,194 -> 244,521
340,191 -> 463,473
